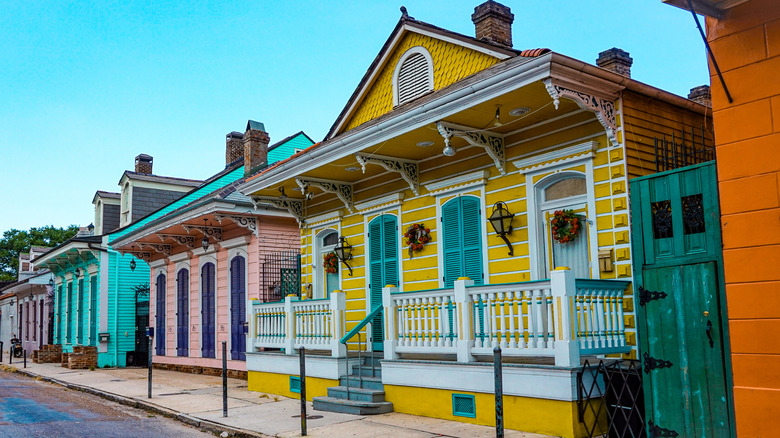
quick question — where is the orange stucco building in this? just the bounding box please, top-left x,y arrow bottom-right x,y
697,0 -> 780,435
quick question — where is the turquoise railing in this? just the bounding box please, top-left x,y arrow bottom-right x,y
340,305 -> 382,345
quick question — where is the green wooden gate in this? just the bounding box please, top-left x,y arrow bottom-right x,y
629,162 -> 734,437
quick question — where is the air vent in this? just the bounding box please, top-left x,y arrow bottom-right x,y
452,393 -> 476,418
397,52 -> 433,106
290,376 -> 301,394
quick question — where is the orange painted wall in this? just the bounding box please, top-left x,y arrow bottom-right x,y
707,2 -> 780,436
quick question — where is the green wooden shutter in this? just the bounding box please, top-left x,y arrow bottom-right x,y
442,197 -> 484,287
368,215 -> 398,351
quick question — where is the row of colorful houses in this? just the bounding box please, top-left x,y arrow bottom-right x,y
7,1 -> 774,436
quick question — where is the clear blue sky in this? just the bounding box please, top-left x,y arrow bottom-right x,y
0,1 -> 708,234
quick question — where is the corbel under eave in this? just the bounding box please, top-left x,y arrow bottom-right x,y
355,152 -> 419,195
542,78 -> 618,147
251,196 -> 304,225
156,233 -> 196,249
139,242 -> 172,256
181,224 -> 223,242
214,213 -> 259,237
435,121 -> 507,175
295,177 -> 354,212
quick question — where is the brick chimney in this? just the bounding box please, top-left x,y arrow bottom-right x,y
243,120 -> 269,176
688,85 -> 712,107
226,131 -> 244,165
135,154 -> 153,174
596,48 -> 633,77
471,1 -> 514,47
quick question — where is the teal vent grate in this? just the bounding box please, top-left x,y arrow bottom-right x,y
290,376 -> 301,394
452,393 -> 476,418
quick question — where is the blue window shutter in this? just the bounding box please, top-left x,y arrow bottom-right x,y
442,197 -> 484,287
201,263 -> 215,358
155,273 -> 166,355
382,215 -> 399,289
230,256 -> 246,360
177,269 -> 189,357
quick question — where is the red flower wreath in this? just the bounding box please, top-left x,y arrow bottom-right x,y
404,223 -> 431,258
323,252 -> 339,274
551,209 -> 582,244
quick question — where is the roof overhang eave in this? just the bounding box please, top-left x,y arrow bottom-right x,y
237,53 -> 555,195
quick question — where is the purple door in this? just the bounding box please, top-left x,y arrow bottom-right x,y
201,263 -> 216,358
155,273 -> 166,355
229,256 -> 246,360
176,269 -> 189,357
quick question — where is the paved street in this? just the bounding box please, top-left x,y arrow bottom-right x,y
0,369 -> 211,438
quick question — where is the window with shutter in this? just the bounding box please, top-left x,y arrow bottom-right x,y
230,256 -> 246,361
394,47 -> 434,106
201,263 -> 216,358
155,273 -> 166,355
368,215 -> 398,351
176,269 -> 189,357
442,196 -> 484,287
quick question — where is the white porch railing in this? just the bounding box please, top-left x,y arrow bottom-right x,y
249,292 -> 346,357
382,269 -> 631,367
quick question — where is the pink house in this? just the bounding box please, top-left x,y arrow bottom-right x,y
110,122 -> 311,374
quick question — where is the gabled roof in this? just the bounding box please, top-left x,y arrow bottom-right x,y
118,171 -> 203,187
92,190 -> 121,204
108,131 -> 313,245
325,13 -> 546,140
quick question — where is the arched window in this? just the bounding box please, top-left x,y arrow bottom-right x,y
316,229 -> 339,299
393,47 -> 434,106
536,174 -> 591,279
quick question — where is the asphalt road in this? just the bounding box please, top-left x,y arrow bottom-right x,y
0,369 -> 211,438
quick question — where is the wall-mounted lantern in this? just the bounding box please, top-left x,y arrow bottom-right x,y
74,267 -> 81,278
130,258 -> 136,271
334,236 -> 353,276
488,201 -> 515,256
201,218 -> 210,251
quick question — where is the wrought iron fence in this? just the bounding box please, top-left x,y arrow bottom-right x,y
261,250 -> 301,302
578,359 -> 646,438
654,125 -> 715,172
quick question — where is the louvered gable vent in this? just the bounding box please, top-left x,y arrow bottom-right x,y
395,49 -> 433,106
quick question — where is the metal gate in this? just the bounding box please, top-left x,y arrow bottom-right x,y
261,250 -> 301,302
578,359 -> 646,438
629,161 -> 733,437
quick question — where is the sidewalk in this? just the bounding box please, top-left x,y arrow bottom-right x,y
2,362 -> 552,438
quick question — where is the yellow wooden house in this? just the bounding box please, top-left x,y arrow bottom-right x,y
237,2 -> 712,436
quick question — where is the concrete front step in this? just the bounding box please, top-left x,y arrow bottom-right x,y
327,385 -> 386,403
339,375 -> 384,391
350,364 -> 382,378
312,396 -> 394,415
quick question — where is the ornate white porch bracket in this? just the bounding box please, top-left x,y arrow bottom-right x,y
156,233 -> 196,249
139,243 -> 172,256
355,152 -> 419,196
129,250 -> 152,263
543,78 -> 618,147
251,196 -> 304,224
214,213 -> 258,237
435,121 -> 506,175
181,224 -> 223,241
295,177 -> 354,212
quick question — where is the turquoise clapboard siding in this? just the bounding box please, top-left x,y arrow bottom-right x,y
268,132 -> 313,164
102,250 -> 149,368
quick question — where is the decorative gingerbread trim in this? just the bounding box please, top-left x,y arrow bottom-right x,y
436,121 -> 506,175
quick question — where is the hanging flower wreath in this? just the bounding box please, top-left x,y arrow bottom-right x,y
323,252 -> 339,274
404,223 -> 431,258
551,209 -> 582,244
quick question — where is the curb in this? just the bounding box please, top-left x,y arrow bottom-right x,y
5,365 -> 267,438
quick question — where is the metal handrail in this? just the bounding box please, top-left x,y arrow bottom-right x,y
339,305 -> 382,345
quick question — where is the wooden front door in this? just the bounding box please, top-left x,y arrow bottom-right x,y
630,162 -> 733,437
176,269 -> 189,357
230,256 -> 246,361
201,263 -> 216,358
155,273 -> 166,355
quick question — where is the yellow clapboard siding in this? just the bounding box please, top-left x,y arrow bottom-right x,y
403,280 -> 440,292
401,207 -> 437,224
490,257 -> 530,273
402,267 -> 440,283
343,32 -> 502,133
401,254 -> 439,269
490,271 -> 531,284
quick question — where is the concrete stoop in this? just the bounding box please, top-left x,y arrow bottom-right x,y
313,354 -> 393,415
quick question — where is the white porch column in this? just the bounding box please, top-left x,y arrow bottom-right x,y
454,278 -> 475,363
551,268 -> 580,367
330,291 -> 346,358
284,295 -> 295,355
382,286 -> 399,361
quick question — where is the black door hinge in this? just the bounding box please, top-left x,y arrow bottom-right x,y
643,352 -> 673,373
638,286 -> 668,306
648,420 -> 679,437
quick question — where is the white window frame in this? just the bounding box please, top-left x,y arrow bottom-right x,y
392,46 -> 434,107
312,226 -> 341,300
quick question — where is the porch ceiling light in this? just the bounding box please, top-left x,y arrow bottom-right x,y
334,236 -> 353,277
74,267 -> 81,278
442,143 -> 456,157
488,201 -> 515,256
201,218 -> 210,251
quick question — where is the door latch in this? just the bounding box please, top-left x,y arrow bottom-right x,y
705,320 -> 714,348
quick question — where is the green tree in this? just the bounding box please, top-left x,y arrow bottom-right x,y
0,225 -> 79,282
